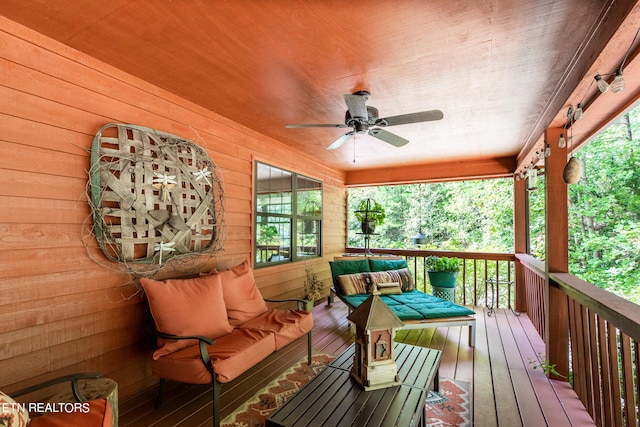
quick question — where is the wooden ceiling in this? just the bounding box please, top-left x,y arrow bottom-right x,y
3,0 -> 640,181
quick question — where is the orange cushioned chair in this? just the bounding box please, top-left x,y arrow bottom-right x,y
140,260 -> 313,427
3,373 -> 113,427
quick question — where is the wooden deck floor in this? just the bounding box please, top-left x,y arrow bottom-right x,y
119,300 -> 595,426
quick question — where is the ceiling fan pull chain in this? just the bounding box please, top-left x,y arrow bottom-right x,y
353,134 -> 357,163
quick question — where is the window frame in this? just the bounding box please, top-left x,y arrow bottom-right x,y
254,161 -> 322,268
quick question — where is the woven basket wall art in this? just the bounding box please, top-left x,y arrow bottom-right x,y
89,124 -> 223,263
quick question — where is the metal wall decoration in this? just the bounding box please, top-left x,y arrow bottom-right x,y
89,124 -> 223,265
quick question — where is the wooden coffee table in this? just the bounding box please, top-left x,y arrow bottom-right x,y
266,342 -> 441,427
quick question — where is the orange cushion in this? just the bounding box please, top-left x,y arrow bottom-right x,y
151,328 -> 276,383
239,309 -> 313,349
28,399 -> 112,427
215,259 -> 268,326
140,274 -> 234,359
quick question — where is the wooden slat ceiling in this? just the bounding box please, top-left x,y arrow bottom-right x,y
3,0 -> 640,181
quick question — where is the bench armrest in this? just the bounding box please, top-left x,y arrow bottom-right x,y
10,373 -> 102,402
147,329 -> 215,376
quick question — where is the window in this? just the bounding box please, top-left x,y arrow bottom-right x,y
255,162 -> 322,266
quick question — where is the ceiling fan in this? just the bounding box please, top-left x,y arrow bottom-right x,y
286,90 -> 444,150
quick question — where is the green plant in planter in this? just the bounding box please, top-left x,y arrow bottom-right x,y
425,256 -> 460,291
425,256 -> 460,272
354,198 -> 385,233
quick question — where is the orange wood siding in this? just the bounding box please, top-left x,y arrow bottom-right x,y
0,17 -> 346,400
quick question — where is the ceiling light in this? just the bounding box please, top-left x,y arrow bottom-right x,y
611,69 -> 625,94
595,74 -> 609,93
558,133 -> 566,148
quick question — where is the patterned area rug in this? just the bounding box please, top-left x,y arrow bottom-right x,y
425,378 -> 471,426
221,353 -> 335,427
222,353 -> 470,427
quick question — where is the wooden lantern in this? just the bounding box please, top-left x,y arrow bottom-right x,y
347,290 -> 404,390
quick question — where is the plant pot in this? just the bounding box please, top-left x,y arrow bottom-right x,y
303,300 -> 315,312
360,220 -> 376,234
427,271 -> 458,288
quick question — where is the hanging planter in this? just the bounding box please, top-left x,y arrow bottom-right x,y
354,198 -> 385,234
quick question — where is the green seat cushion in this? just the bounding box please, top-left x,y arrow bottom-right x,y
369,258 -> 408,271
386,290 -> 475,318
341,290 -> 474,321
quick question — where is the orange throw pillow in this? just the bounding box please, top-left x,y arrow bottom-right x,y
217,259 -> 268,326
140,274 -> 233,359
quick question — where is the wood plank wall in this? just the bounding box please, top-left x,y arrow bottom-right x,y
0,17 -> 347,400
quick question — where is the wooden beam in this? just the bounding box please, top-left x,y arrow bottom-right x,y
517,0 -> 639,168
345,156 -> 516,186
544,126 -> 570,381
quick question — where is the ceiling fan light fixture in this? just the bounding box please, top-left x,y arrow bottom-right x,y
595,74 -> 609,93
611,69 -> 625,94
285,90 -> 443,150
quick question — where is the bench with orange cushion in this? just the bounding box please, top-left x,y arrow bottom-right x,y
3,373 -> 113,427
140,259 -> 313,427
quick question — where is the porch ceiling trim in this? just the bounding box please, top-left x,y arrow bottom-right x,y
345,156 -> 516,187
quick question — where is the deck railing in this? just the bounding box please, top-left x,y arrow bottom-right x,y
344,248 -> 639,425
516,254 -> 546,339
551,273 -> 639,427
345,248 -> 516,308
517,254 -> 639,427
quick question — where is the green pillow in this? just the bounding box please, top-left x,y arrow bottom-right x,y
369,258 -> 408,272
329,260 -> 370,287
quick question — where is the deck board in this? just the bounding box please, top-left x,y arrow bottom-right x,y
120,300 -> 594,426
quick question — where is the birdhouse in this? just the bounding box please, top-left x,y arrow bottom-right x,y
347,289 -> 404,390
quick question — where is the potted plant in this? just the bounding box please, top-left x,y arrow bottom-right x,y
354,198 -> 386,234
302,265 -> 325,311
425,256 -> 460,301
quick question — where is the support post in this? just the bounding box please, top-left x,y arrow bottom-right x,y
544,127 -> 570,381
513,175 -> 528,313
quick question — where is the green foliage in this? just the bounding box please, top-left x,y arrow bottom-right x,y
425,256 -> 460,272
258,225 -> 280,245
346,107 -> 640,306
354,198 -> 386,225
348,179 -> 514,251
566,109 -> 640,304
528,352 -> 566,378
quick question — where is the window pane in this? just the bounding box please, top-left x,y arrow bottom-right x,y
297,218 -> 320,258
256,216 -> 291,264
256,163 -> 292,215
297,175 -> 322,217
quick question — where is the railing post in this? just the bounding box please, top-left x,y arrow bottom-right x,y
544,126 -> 570,381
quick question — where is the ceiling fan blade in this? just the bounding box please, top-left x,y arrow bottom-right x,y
377,110 -> 444,126
286,123 -> 347,128
368,128 -> 409,147
343,93 -> 369,119
326,131 -> 355,150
